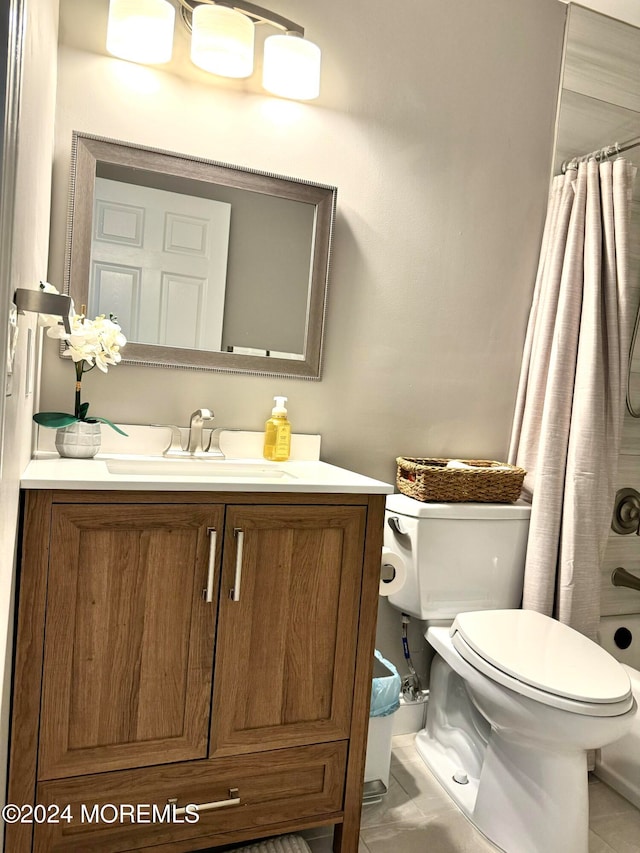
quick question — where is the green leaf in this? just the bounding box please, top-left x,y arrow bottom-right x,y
78,402 -> 90,420
93,417 -> 128,436
33,412 -> 79,429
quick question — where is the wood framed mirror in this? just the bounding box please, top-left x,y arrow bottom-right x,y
64,132 -> 336,378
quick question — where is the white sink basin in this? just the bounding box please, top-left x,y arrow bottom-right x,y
106,459 -> 295,480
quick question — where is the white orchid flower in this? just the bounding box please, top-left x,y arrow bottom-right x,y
45,312 -> 127,370
45,324 -> 67,340
95,346 -> 122,372
34,285 -> 127,436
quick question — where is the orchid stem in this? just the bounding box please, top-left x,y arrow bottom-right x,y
74,362 -> 83,420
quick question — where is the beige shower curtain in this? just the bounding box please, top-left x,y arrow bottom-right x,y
508,158 -> 636,640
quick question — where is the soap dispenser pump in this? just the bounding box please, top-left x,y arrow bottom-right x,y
263,396 -> 291,462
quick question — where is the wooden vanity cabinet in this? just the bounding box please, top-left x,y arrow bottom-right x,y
7,490 -> 385,853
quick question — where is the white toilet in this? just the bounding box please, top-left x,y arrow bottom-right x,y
384,494 -> 636,853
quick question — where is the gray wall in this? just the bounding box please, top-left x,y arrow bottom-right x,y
42,0 -> 566,672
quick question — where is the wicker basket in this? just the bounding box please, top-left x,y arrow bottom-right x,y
396,457 -> 526,503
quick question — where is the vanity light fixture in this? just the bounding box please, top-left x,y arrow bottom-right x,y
105,0 -> 321,100
106,0 -> 176,65
190,3 -> 255,78
180,0 -> 321,99
262,32 -> 321,100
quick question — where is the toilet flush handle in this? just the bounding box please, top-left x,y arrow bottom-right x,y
387,516 -> 407,535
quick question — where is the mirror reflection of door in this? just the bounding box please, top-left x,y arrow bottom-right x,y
90,179 -> 231,351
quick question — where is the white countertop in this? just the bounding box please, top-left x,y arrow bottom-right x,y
24,426 -> 392,493
21,454 -> 393,494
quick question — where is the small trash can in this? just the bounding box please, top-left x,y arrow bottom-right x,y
364,650 -> 401,798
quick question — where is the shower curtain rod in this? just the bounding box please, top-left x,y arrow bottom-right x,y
561,134 -> 640,173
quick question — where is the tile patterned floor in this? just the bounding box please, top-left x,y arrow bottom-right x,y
299,734 -> 640,853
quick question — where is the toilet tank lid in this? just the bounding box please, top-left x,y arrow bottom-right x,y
386,493 -> 532,519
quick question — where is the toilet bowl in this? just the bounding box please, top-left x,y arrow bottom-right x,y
384,495 -> 635,853
423,614 -> 635,853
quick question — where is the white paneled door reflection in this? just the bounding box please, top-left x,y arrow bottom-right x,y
90,178 -> 231,351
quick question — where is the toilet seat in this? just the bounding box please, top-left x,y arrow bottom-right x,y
450,609 -> 633,717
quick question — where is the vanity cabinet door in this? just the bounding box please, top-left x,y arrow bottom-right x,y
38,504 -> 223,781
210,504 -> 366,756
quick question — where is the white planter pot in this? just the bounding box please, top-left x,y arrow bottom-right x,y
55,421 -> 101,458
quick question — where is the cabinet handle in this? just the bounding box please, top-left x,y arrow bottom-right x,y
203,528 -> 217,602
231,528 -> 244,601
168,788 -> 240,815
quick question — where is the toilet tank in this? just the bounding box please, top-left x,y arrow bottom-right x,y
384,494 -> 531,621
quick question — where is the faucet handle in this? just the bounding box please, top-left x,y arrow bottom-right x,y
150,424 -> 189,457
612,488 -> 640,534
204,427 -> 226,459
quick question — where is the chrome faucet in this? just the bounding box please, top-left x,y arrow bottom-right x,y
188,409 -> 214,455
152,409 -> 228,458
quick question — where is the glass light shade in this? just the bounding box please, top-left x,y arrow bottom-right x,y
191,5 -> 255,78
106,0 -> 175,65
262,34 -> 321,101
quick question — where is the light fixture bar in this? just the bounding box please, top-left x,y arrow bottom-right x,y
176,0 -> 304,36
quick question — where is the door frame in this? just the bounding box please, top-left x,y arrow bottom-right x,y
0,0 -> 25,476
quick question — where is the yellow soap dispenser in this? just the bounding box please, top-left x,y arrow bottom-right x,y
263,396 -> 291,462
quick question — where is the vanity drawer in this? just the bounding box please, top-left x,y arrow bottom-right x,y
33,742 -> 346,852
